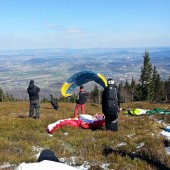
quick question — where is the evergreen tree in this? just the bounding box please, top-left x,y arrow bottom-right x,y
90,85 -> 99,103
164,76 -> 170,102
130,77 -> 136,102
118,81 -> 125,103
70,94 -> 76,103
124,80 -> 131,102
151,66 -> 161,102
140,50 -> 153,100
41,98 -> 49,103
134,83 -> 143,101
0,87 -> 4,102
59,96 -> 70,102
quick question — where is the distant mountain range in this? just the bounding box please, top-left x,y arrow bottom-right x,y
0,47 -> 169,99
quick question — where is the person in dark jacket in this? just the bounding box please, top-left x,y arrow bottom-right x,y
27,80 -> 40,119
74,85 -> 88,118
102,78 -> 121,131
50,94 -> 59,110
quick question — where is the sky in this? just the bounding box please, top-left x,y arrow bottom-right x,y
0,0 -> 170,50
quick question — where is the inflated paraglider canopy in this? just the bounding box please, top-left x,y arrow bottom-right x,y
61,71 -> 107,97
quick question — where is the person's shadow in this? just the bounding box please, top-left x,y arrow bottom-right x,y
102,146 -> 170,170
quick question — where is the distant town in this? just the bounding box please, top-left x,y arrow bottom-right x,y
0,47 -> 170,99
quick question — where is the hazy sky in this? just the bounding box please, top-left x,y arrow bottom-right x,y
0,0 -> 170,50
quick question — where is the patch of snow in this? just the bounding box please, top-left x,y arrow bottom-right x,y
155,119 -> 167,126
69,156 -> 77,165
0,162 -> 15,168
161,131 -> 170,140
101,163 -> 110,169
64,132 -> 69,136
48,134 -> 53,137
136,142 -> 145,149
32,146 -> 44,159
161,126 -> 170,155
165,147 -> 170,155
117,142 -> 127,147
161,125 -> 170,140
59,158 -> 90,170
151,133 -> 155,136
59,157 -> 66,162
127,133 -> 135,138
75,161 -> 90,170
166,125 -> 170,132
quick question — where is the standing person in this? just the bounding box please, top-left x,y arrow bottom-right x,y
27,80 -> 40,119
74,85 -> 88,118
102,78 -> 121,131
50,94 -> 59,110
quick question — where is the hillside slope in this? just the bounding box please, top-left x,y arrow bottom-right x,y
0,101 -> 170,170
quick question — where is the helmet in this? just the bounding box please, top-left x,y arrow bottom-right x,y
107,78 -> 114,85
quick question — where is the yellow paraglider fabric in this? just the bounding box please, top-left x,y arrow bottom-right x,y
61,82 -> 73,97
98,73 -> 107,87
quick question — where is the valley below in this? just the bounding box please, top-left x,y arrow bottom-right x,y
0,47 -> 169,99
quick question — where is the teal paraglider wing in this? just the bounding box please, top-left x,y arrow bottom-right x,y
61,71 -> 107,97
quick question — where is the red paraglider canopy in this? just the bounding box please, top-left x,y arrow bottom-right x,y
47,114 -> 105,133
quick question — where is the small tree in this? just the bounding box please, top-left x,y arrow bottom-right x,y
70,94 -> 76,103
140,50 -> 153,100
151,66 -> 161,102
90,85 -> 99,103
130,77 -> 136,102
124,80 -> 131,102
164,76 -> 170,102
0,87 -> 4,102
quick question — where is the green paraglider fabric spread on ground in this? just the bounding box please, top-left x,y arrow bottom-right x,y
146,108 -> 170,115
124,108 -> 170,116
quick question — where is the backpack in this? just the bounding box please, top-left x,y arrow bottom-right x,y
105,85 -> 118,109
76,91 -> 87,104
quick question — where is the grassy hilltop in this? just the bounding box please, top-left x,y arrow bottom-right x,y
0,101 -> 170,170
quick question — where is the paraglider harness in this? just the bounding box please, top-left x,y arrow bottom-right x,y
105,84 -> 118,109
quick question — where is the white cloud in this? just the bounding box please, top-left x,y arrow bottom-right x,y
46,24 -> 60,29
65,27 -> 84,34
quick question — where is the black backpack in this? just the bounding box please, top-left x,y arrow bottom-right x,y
105,85 -> 118,109
76,91 -> 87,104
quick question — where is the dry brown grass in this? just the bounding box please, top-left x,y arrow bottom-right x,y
0,101 -> 170,170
